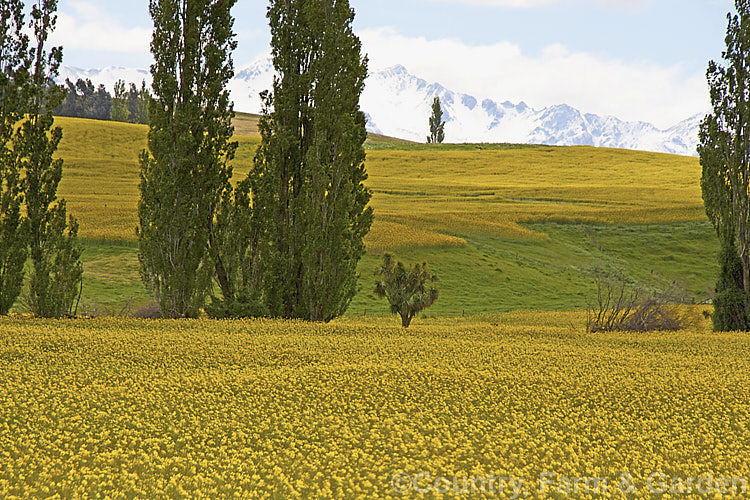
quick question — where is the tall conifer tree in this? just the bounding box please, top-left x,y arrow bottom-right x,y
110,79 -> 129,122
427,96 -> 445,144
0,0 -> 29,315
252,0 -> 373,321
19,0 -> 83,318
138,0 -> 237,318
700,0 -> 750,330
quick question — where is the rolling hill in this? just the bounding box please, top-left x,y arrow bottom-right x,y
51,115 -> 716,316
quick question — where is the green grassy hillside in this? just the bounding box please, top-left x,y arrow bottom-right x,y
48,116 -> 715,316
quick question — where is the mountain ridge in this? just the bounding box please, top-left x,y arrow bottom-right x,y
59,61 -> 703,156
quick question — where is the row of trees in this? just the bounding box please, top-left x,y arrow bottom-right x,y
138,0 -> 373,321
0,0 -> 438,325
54,78 -> 149,124
0,0 -> 84,318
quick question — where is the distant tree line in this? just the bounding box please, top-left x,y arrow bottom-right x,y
54,78 -> 150,124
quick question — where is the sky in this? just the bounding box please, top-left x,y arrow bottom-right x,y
51,0 -> 734,129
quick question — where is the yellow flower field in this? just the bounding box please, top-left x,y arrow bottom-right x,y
53,117 -> 703,245
2,310 -> 749,498
365,220 -> 467,250
366,147 -> 703,241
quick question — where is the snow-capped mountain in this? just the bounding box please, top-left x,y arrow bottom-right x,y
231,58 -> 273,113
360,64 -> 702,156
59,66 -> 152,91
58,62 -> 703,156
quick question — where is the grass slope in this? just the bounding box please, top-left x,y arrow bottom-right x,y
47,116 -> 716,316
351,221 -> 717,317
76,221 -> 718,316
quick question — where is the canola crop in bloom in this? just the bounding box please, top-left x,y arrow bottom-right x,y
1,310 -> 749,498
365,220 -> 467,250
53,117 -> 703,245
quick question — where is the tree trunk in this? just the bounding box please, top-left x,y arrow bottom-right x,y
741,217 -> 750,294
215,257 -> 233,302
401,313 -> 412,328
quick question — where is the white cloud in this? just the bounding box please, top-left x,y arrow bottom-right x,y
423,0 -> 651,8
423,0 -> 557,6
51,1 -> 151,54
359,27 -> 707,128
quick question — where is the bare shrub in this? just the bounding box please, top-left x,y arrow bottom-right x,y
76,303 -> 114,319
133,302 -> 162,319
586,271 -> 684,333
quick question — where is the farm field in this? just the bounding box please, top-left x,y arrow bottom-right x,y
55,116 -> 703,243
50,116 -> 716,315
1,311 -> 749,498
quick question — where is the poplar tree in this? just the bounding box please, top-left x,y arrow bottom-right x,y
427,96 -> 445,144
138,0 -> 237,318
0,0 -> 29,315
12,0 -> 83,318
136,81 -> 150,125
699,0 -> 750,330
110,79 -> 129,122
252,0 -> 373,321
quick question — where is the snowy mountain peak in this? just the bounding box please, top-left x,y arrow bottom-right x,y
379,64 -> 410,77
58,61 -> 702,156
236,57 -> 274,81
58,66 -> 151,90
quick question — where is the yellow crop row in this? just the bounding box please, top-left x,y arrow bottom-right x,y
364,220 -> 466,250
52,117 -> 704,246
1,310 -> 749,498
365,147 -> 703,239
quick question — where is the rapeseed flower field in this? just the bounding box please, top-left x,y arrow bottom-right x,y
54,117 -> 702,245
47,116 -> 717,316
2,310 -> 749,498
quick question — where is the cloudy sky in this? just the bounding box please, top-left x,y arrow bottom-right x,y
52,0 -> 733,128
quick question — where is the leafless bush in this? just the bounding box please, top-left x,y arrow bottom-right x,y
133,302 -> 162,319
76,303 -> 114,318
586,272 -> 684,333
67,297 -> 140,319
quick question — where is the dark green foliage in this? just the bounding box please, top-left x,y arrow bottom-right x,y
138,0 -> 237,318
211,178 -> 261,305
712,245 -> 750,331
205,293 -> 268,320
251,0 -> 373,322
27,208 -> 83,317
125,81 -> 150,125
204,175 -> 265,321
110,79 -> 129,122
132,81 -> 150,125
427,96 -> 445,144
0,0 -> 29,315
55,78 -> 149,124
374,253 -> 438,327
19,0 -> 83,318
55,78 -> 111,120
699,0 -> 750,329
0,163 -> 27,315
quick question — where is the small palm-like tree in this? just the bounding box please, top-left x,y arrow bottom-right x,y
374,253 -> 438,327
